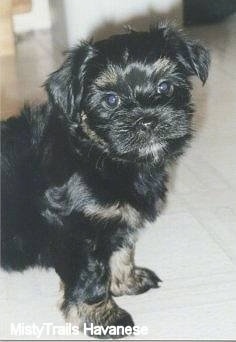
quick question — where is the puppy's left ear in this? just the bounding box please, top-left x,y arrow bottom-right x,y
176,39 -> 210,85
157,24 -> 210,84
45,42 -> 96,117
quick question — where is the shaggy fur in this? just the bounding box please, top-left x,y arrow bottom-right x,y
1,23 -> 210,338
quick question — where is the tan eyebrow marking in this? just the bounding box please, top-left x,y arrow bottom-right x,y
153,58 -> 177,75
95,65 -> 119,87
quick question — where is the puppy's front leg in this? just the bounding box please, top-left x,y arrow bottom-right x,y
56,249 -> 134,339
110,245 -> 161,296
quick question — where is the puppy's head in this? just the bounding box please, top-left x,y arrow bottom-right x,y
46,23 -> 210,161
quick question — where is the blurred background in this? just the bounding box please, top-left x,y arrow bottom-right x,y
1,1 -> 236,340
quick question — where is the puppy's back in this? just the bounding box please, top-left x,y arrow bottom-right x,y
1,105 -> 47,270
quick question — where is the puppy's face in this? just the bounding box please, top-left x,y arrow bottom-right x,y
84,59 -> 191,158
46,24 -> 210,161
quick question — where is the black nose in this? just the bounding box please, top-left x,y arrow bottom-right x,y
142,120 -> 152,128
139,117 -> 156,130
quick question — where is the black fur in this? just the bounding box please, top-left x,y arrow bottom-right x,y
1,23 -> 210,338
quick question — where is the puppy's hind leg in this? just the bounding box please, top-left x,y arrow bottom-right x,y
110,245 -> 161,296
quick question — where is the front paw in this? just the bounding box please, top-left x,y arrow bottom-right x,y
85,302 -> 134,339
64,298 -> 134,339
111,267 -> 161,296
130,267 -> 161,294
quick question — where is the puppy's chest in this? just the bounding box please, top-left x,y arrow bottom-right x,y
43,171 -> 165,228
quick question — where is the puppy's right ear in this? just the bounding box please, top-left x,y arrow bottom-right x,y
45,42 -> 96,118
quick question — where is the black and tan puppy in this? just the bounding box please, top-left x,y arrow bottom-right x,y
1,23 -> 210,338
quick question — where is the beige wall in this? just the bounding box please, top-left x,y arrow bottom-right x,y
13,0 -> 51,33
49,0 -> 183,49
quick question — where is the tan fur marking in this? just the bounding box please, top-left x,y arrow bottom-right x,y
80,111 -> 108,147
50,173 -> 144,228
139,142 -> 165,160
95,65 -> 118,87
110,244 -> 158,296
83,202 -> 143,228
62,297 -> 129,333
110,246 -> 135,296
153,57 -> 177,74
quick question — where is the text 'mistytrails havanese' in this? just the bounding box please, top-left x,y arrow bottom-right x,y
1,22 -> 210,339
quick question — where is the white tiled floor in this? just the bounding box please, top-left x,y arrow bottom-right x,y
1,15 -> 236,341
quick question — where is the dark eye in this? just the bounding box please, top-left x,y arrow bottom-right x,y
157,81 -> 174,97
104,93 -> 120,108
